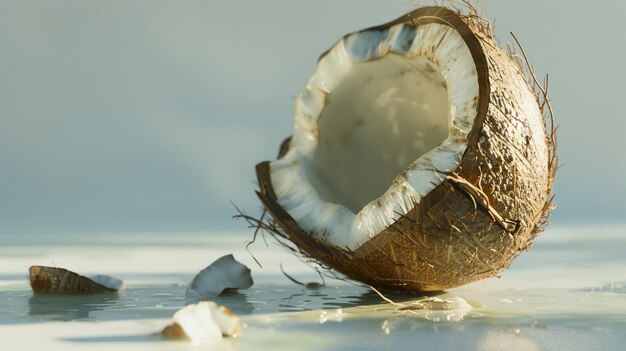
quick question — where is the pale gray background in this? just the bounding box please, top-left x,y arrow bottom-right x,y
1,1 -> 624,235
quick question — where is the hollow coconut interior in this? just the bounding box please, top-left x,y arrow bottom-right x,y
269,23 -> 480,250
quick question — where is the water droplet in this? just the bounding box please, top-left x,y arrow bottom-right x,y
319,310 -> 327,324
335,308 -> 343,322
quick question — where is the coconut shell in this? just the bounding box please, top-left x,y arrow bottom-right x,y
255,6 -> 556,292
29,266 -> 121,294
161,301 -> 241,342
186,254 -> 253,299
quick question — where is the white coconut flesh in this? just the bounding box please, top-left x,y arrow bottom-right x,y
269,23 -> 479,250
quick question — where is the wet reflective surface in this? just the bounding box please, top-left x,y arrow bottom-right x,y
1,226 -> 626,350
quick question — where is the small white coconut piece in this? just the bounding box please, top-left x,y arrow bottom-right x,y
186,254 -> 253,299
162,301 -> 241,343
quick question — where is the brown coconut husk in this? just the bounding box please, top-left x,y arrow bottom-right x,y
29,266 -> 119,294
249,5 -> 557,292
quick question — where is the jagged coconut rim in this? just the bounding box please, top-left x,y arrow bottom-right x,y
268,8 -> 489,250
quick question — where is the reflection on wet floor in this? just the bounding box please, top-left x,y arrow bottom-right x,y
1,272 -> 625,339
1,281 -> 385,324
4,278 -> 624,327
583,281 -> 626,293
2,228 -> 626,351
28,293 -> 120,321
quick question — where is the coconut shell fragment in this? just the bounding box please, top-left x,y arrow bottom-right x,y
161,323 -> 188,340
29,266 -> 122,294
186,254 -> 253,299
254,6 -> 556,292
161,301 -> 241,343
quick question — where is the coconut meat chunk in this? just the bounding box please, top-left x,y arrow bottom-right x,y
269,23 -> 479,250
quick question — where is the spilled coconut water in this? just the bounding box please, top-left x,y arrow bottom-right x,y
256,6 -> 555,292
4,228 -> 626,351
